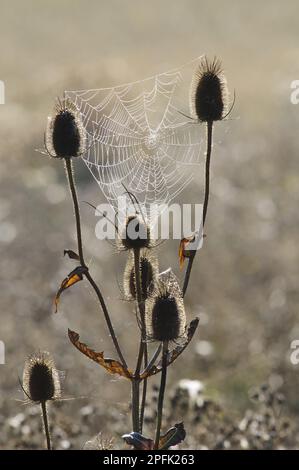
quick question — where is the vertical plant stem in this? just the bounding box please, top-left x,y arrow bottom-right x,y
154,340 -> 168,449
182,256 -> 194,298
41,401 -> 51,450
202,121 -> 213,227
134,248 -> 145,375
133,248 -> 148,432
65,158 -> 127,370
131,379 -> 140,433
141,343 -> 162,377
65,158 -> 85,266
182,121 -> 213,297
139,373 -> 147,433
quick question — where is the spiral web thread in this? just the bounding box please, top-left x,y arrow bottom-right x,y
65,57 -> 204,225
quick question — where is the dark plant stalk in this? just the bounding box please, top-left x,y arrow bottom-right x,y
41,400 -> 51,450
154,340 -> 169,449
133,247 -> 148,432
182,121 -> 213,297
64,158 -> 127,370
139,373 -> 147,433
131,379 -> 140,433
133,248 -> 146,375
202,121 -> 213,227
65,158 -> 85,266
140,344 -> 162,378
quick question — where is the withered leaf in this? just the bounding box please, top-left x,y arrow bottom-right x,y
54,266 -> 88,313
159,422 -> 186,449
68,329 -> 132,379
142,318 -> 199,378
179,236 -> 194,270
179,233 -> 205,269
122,432 -> 154,450
64,249 -> 80,260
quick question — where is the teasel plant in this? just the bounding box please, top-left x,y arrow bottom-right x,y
121,241 -> 158,432
44,98 -> 128,369
123,249 -> 159,302
44,99 -> 149,435
41,55 -> 231,449
145,273 -> 186,448
181,56 -> 233,296
20,351 -> 61,450
122,213 -> 156,433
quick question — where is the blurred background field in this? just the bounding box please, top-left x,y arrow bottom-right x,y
0,0 -> 299,449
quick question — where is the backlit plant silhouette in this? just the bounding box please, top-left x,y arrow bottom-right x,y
42,57 -> 230,449
21,351 -> 62,450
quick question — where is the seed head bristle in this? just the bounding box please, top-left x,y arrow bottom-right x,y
23,351 -> 61,403
45,98 -> 86,159
123,250 -> 158,300
190,56 -> 228,122
146,280 -> 186,342
119,215 -> 152,251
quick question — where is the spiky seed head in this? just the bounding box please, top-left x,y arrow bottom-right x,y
146,281 -> 186,342
119,215 -> 152,250
123,250 -> 158,300
190,57 -> 228,122
23,351 -> 61,403
46,99 -> 86,159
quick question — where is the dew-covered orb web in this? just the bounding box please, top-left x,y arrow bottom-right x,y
65,57 -> 205,223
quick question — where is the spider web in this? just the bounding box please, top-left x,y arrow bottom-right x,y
65,57 -> 204,224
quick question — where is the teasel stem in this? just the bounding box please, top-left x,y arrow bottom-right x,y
132,248 -> 148,432
139,374 -> 147,433
65,158 -> 85,266
131,379 -> 140,433
64,158 -> 128,370
134,248 -> 146,375
202,121 -> 213,227
182,121 -> 213,297
40,400 -> 51,450
139,345 -> 162,431
141,343 -> 162,377
154,340 -> 169,449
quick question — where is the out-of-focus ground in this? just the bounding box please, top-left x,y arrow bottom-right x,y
1,0 -> 299,449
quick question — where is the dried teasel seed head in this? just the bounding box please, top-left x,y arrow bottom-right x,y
119,215 -> 152,251
45,99 -> 86,159
23,351 -> 61,403
123,250 -> 158,300
146,277 -> 186,342
190,57 -> 228,122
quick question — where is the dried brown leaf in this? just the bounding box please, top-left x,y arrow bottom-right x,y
179,236 -> 194,269
54,266 -> 88,313
68,329 -> 132,379
159,422 -> 186,449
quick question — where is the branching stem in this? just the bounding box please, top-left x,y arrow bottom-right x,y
65,158 -> 127,370
132,248 -> 148,432
154,340 -> 168,449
